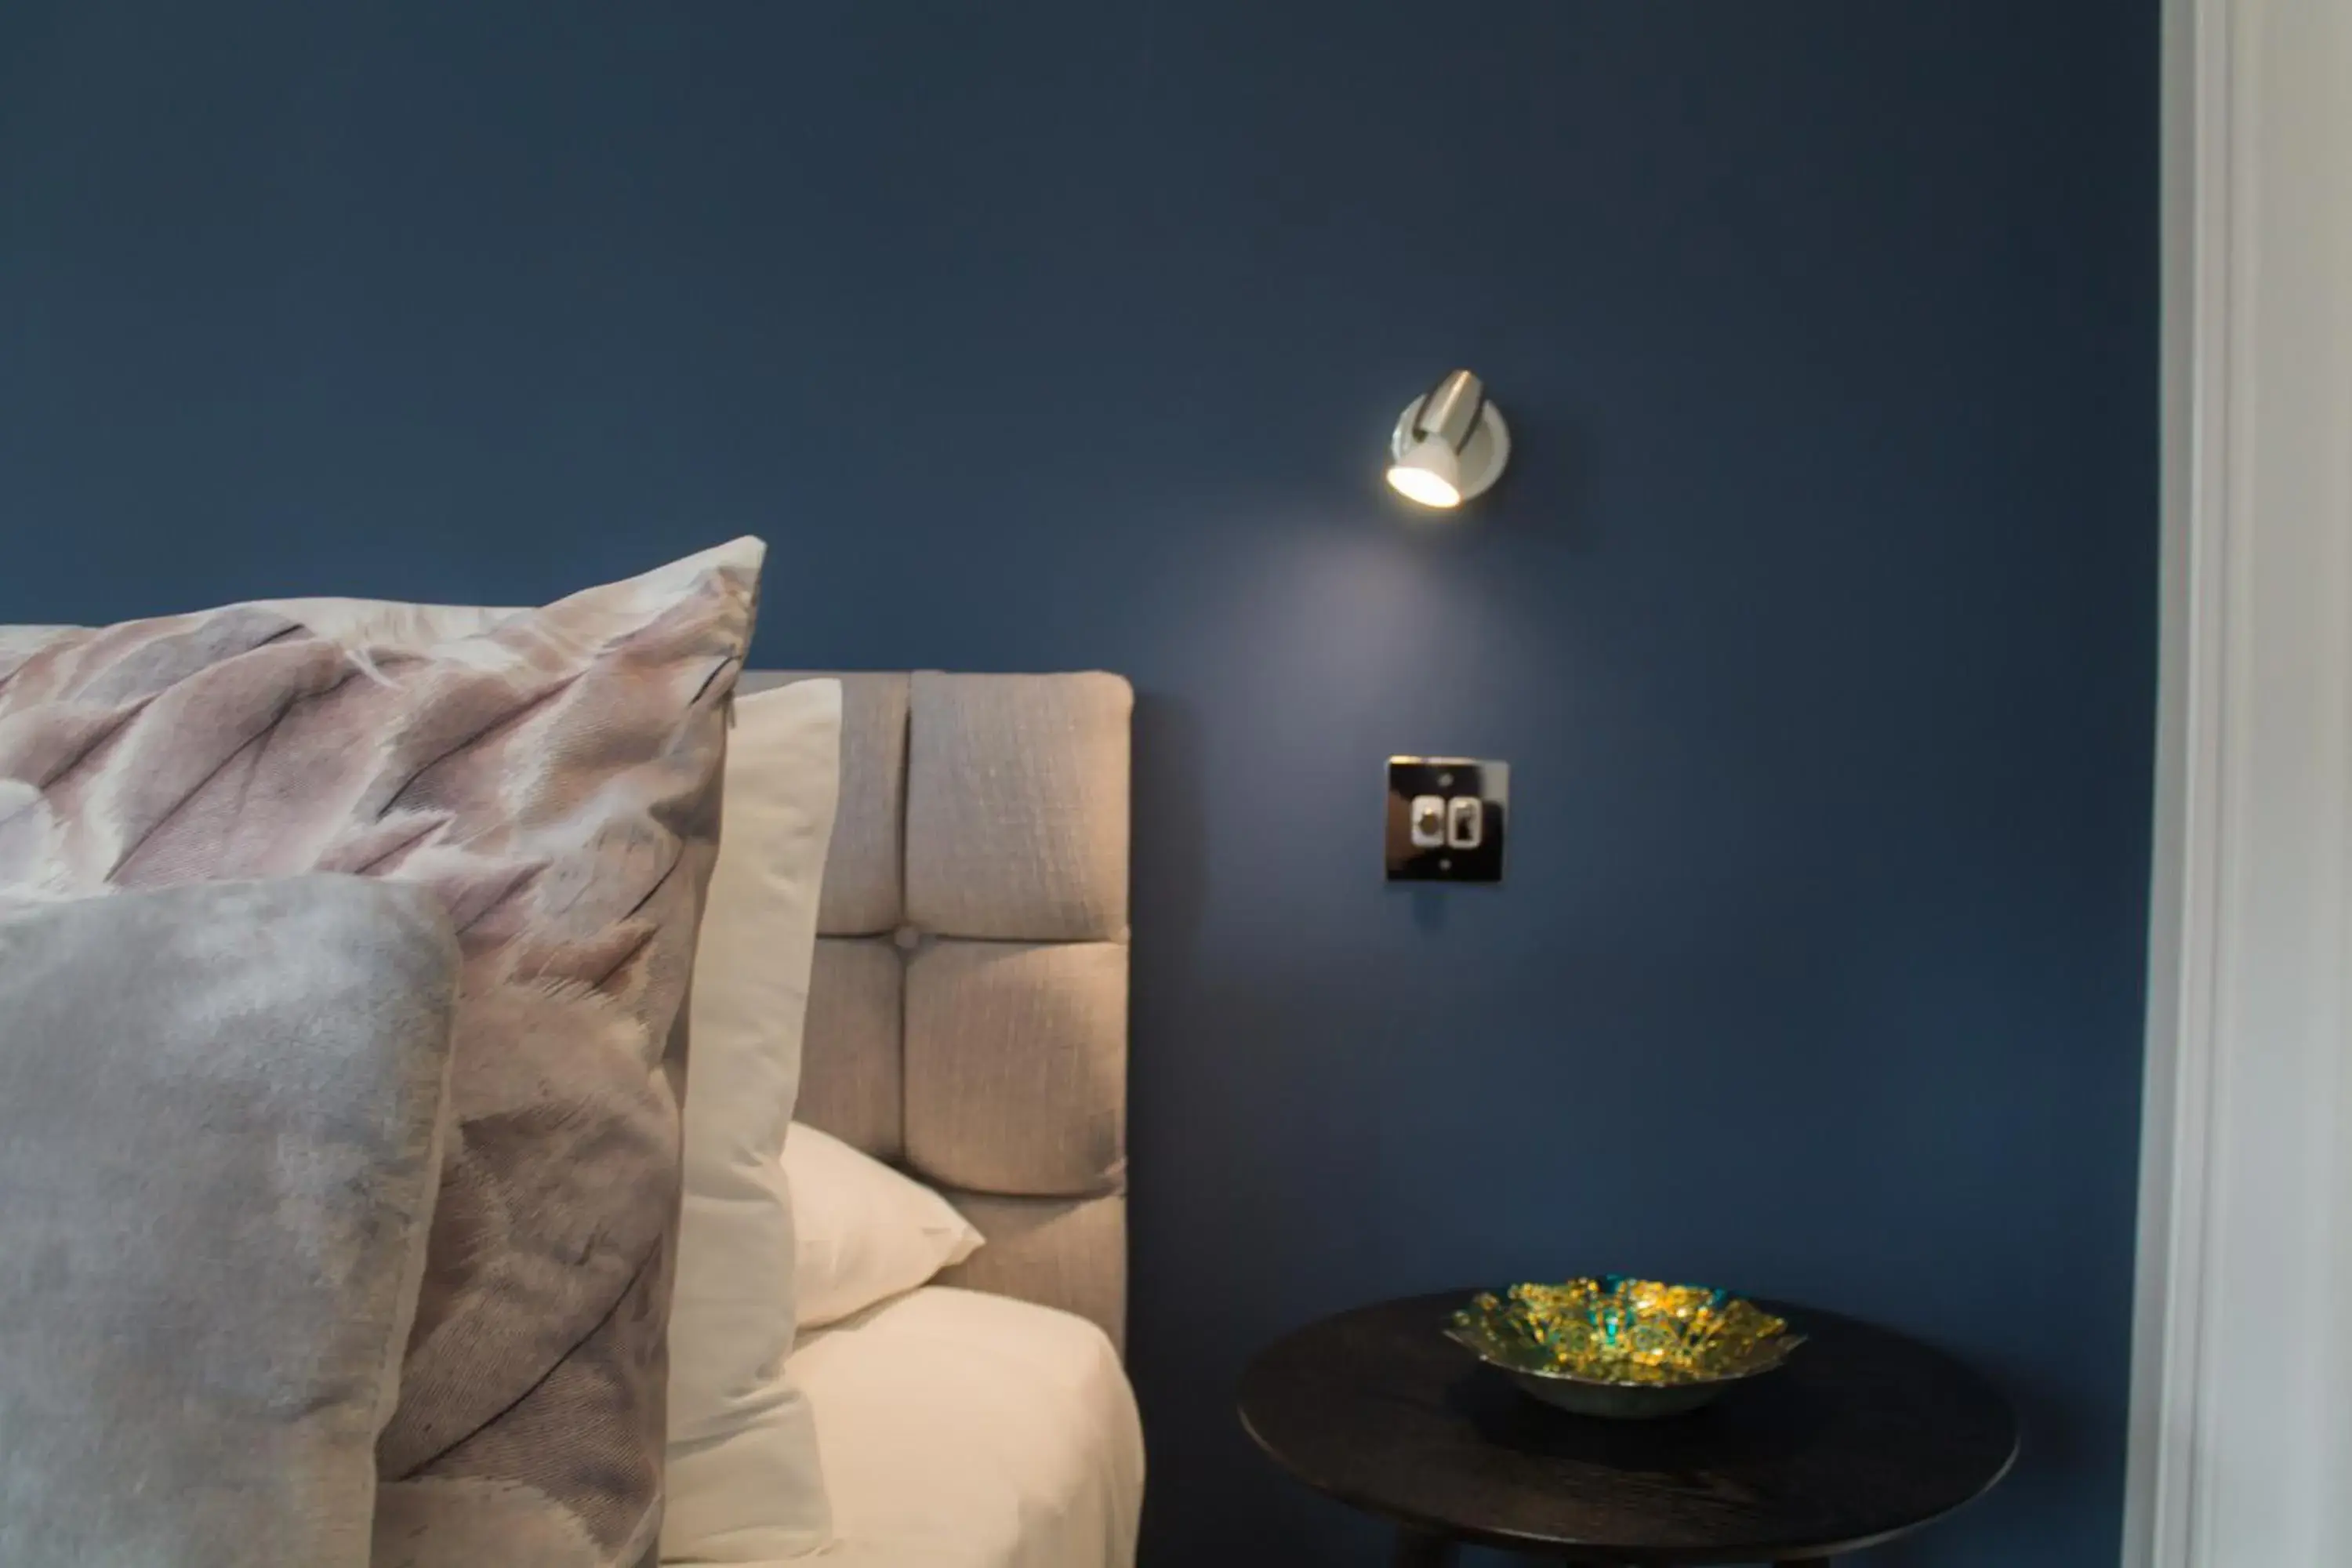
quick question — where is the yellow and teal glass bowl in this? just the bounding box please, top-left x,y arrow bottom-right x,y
1446,1276 -> 1804,1419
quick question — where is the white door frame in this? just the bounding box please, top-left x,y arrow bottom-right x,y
2127,1 -> 2352,1563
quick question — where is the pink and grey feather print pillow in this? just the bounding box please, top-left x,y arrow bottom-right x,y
0,539 -> 764,1568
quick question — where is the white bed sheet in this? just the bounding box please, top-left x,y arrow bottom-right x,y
786,1286 -> 1143,1568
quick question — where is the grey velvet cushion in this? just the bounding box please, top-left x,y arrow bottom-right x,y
0,877 -> 460,1568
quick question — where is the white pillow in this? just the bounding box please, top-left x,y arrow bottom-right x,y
663,681 -> 843,1563
787,1123 -> 986,1330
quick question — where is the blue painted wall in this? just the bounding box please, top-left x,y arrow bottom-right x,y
0,3 -> 2158,1563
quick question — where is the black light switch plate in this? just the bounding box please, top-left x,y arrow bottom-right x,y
1385,757 -> 1508,883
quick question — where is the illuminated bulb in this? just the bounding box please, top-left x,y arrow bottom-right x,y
1386,440 -> 1464,508
1385,369 -> 1509,511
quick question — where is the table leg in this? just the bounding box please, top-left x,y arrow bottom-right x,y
1391,1525 -> 1457,1566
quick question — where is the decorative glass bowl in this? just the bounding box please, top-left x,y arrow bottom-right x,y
1446,1276 -> 1803,1419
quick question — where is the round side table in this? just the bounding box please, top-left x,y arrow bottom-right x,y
1239,1291 -> 2017,1565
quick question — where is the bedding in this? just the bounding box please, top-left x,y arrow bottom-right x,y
0,542 -> 764,1568
0,877 -> 459,1568
722,670 -> 1139,1568
788,1122 -> 985,1330
790,1287 -> 1143,1568
666,681 -> 844,1562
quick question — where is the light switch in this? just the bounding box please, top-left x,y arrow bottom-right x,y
1385,757 -> 1509,883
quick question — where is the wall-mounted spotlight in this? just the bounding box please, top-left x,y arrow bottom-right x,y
1387,369 -> 1510,510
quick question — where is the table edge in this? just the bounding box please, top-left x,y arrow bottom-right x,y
1236,1290 -> 2024,1563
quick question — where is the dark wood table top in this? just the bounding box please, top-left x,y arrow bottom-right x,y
1238,1291 -> 2018,1565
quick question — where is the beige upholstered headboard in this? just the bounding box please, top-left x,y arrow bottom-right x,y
739,671 -> 1132,1349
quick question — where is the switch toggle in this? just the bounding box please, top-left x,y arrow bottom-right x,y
1410,795 -> 1447,848
1446,796 -> 1483,850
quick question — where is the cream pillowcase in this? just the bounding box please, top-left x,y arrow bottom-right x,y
787,1123 -> 985,1330
664,681 -> 844,1563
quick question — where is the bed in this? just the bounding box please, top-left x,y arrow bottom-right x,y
739,670 -> 1141,1568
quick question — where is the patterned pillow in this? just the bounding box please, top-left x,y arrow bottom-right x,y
0,539 -> 764,1568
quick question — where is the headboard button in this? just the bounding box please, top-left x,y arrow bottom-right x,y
892,924 -> 926,952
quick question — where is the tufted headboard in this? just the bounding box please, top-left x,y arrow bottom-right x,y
739,671 -> 1132,1349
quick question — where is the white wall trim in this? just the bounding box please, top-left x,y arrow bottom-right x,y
2124,2 -> 2226,1559
2128,1 -> 2352,1562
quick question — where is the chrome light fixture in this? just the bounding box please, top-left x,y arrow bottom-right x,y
1387,369 -> 1510,510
